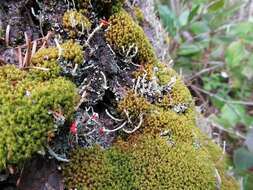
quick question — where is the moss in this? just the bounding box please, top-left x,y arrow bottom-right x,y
198,134 -> 239,190
62,40 -> 84,65
0,65 -> 79,169
30,47 -> 61,80
92,0 -> 125,17
106,10 -> 157,65
130,135 -> 216,190
156,64 -> 193,106
143,108 -> 195,143
63,135 -> 216,190
63,10 -> 91,38
134,6 -> 144,24
117,90 -> 151,117
30,40 -> 83,80
63,145 -> 136,190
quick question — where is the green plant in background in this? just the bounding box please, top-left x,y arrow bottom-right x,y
157,0 -> 253,189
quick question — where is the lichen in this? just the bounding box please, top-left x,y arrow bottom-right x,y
155,64 -> 193,106
0,65 -> 79,169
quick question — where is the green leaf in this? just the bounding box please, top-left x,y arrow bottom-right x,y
179,10 -> 190,27
178,44 -> 202,56
242,55 -> 253,80
208,0 -> 225,13
234,147 -> 253,172
231,22 -> 253,37
245,128 -> 253,153
215,104 -> 251,128
225,40 -> 246,68
157,5 -> 178,36
188,5 -> 200,23
244,174 -> 253,190
190,21 -> 210,34
242,66 -> 253,80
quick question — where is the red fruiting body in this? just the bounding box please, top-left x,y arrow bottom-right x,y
70,121 -> 78,135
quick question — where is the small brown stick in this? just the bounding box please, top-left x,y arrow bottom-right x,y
186,63 -> 224,82
14,31 -> 54,50
23,32 -> 32,67
18,47 -> 23,67
191,85 -> 253,106
28,66 -> 50,71
5,25 -> 10,46
0,57 -> 7,65
31,40 -> 37,57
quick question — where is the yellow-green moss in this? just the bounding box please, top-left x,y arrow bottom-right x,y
62,40 -> 84,65
117,90 -> 151,117
156,64 -> 193,106
31,47 -> 61,80
0,65 -> 79,169
199,134 -> 239,190
63,135 -> 216,190
30,41 -> 83,80
130,135 -> 216,190
63,145 -> 136,190
106,10 -> 157,65
63,10 -> 91,38
143,108 -> 195,143
134,6 -> 144,24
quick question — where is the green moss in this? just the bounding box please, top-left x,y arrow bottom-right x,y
30,40 -> 83,80
63,135 -> 216,190
117,90 -> 150,117
130,135 -> 216,190
62,40 -> 84,65
63,145 -> 136,190
134,6 -> 144,24
156,64 -> 193,106
92,0 -> 125,17
106,10 -> 157,65
198,134 -> 239,190
63,10 -> 91,38
30,47 -> 61,80
143,108 -> 195,143
0,65 -> 79,169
